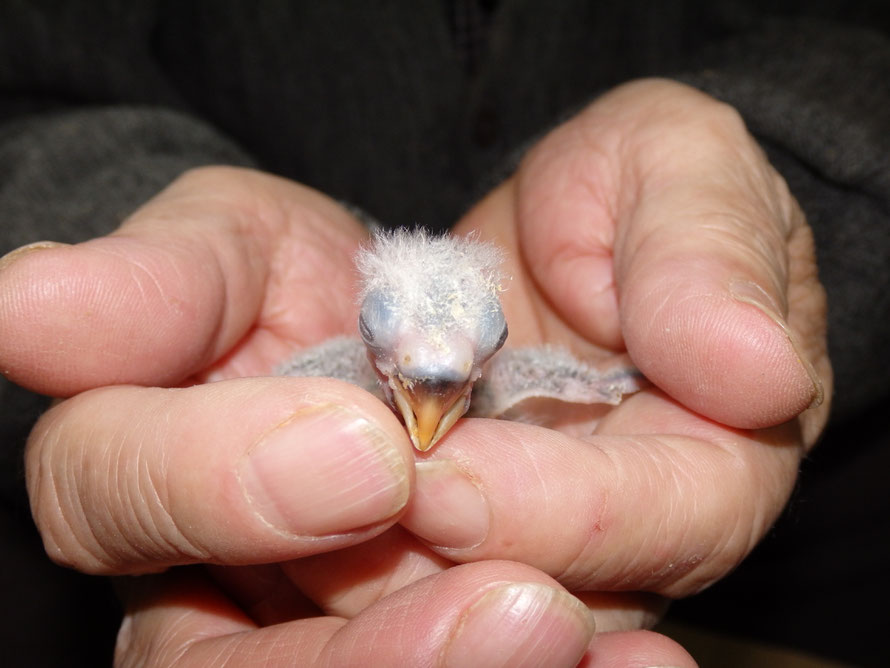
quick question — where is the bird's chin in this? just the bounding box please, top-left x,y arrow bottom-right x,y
388,375 -> 472,452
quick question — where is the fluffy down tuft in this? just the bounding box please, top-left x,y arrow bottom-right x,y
356,228 -> 505,332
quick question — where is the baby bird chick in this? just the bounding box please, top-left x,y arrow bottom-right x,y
356,229 -> 507,450
278,228 -> 643,451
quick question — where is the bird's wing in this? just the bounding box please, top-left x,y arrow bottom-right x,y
276,340 -> 645,426
469,346 -> 647,419
276,336 -> 382,397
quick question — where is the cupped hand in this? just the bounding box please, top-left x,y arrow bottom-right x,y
1,77 -> 830,665
1,166 -> 695,665
396,79 -> 832,606
271,80 -> 832,647
4,168 -> 419,570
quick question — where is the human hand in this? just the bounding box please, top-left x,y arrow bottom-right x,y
385,78 -> 831,624
1,167 -> 694,665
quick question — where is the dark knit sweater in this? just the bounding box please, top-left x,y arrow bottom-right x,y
1,2 -> 888,665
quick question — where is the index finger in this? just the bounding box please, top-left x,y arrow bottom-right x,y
0,166 -> 366,396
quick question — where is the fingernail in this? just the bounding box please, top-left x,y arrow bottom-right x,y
445,583 -> 595,667
239,405 -> 409,536
403,460 -> 490,549
0,241 -> 68,273
729,278 -> 824,409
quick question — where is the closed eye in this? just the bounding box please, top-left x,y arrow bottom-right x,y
495,323 -> 508,351
359,314 -> 374,345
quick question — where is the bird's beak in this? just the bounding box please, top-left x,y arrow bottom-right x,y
388,376 -> 472,451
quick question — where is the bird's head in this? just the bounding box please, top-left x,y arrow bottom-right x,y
356,229 -> 507,451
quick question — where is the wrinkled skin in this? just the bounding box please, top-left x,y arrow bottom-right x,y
0,80 -> 830,666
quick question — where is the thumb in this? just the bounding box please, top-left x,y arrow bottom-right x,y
517,79 -> 827,430
0,166 -> 364,396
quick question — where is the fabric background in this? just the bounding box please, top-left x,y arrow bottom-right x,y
1,2 -> 888,665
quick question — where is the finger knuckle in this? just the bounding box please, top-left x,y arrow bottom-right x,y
116,612 -> 228,668
25,405 -> 115,571
25,391 -> 206,574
